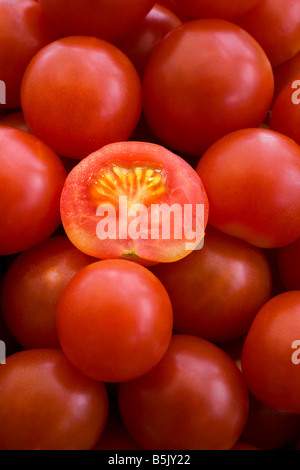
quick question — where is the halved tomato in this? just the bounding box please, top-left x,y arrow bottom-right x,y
60,141 -> 209,264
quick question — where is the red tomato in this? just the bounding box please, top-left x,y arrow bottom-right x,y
219,334 -> 300,449
0,348 -> 109,450
39,0 -> 155,42
1,236 -> 95,349
240,393 -> 300,450
56,259 -> 173,383
171,0 -> 260,20
20,36 -> 142,159
235,0 -> 300,67
0,111 -> 30,132
118,334 -> 249,450
196,128 -> 300,249
241,291 -> 300,413
0,126 -> 67,255
151,225 -> 272,342
277,237 -> 300,291
114,3 -> 182,78
60,141 -> 209,264
142,19 -> 274,156
269,76 -> 300,146
273,50 -> 300,99
0,0 -> 60,109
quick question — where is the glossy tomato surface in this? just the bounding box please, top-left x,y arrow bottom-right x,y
0,348 -> 109,450
1,236 -> 95,349
118,334 -> 249,450
142,18 -> 274,156
0,0 -> 60,109
152,225 -> 272,342
241,291 -> 300,413
240,392 -> 300,450
273,50 -> 300,99
196,128 -> 300,248
0,126 -> 67,255
21,36 -> 142,159
114,3 -> 182,78
235,0 -> 300,67
56,259 -> 173,383
269,76 -> 300,146
60,141 -> 209,263
1,0 -> 300,452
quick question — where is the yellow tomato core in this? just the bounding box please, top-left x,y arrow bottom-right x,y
89,162 -> 167,209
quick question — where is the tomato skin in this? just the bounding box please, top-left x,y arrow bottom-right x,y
142,19 -> 274,156
56,259 -> 173,383
196,128 -> 300,249
240,393 -> 300,450
39,0 -> 155,42
0,0 -> 60,109
0,349 -> 109,450
277,237 -> 300,291
235,0 -> 300,67
172,0 -> 260,20
0,126 -> 67,255
1,236 -> 96,349
21,36 -> 142,159
273,50 -> 300,99
269,76 -> 300,146
241,291 -> 300,413
118,334 -> 249,450
60,141 -> 209,264
0,112 -> 30,132
114,4 -> 182,78
151,225 -> 272,342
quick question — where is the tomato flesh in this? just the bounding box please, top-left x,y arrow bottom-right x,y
60,141 -> 209,263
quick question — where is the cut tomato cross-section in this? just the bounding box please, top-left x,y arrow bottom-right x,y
60,141 -> 209,264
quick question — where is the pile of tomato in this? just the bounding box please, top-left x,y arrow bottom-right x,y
1,0 -> 300,451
